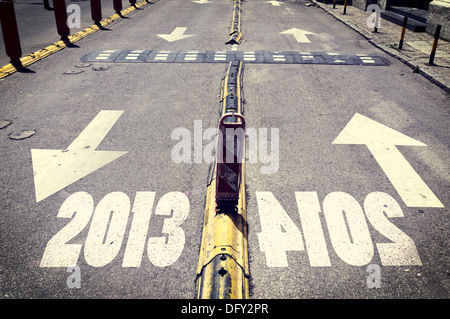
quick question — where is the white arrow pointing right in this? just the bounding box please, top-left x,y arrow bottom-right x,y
333,113 -> 444,208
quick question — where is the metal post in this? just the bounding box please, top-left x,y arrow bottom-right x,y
333,0 -> 336,9
398,16 -> 408,50
53,0 -> 70,41
429,24 -> 441,65
0,1 -> 22,65
343,0 -> 347,14
129,0 -> 137,6
113,0 -> 122,15
90,0 -> 102,25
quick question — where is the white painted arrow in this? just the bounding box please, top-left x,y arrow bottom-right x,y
157,27 -> 194,42
280,28 -> 316,43
193,0 -> 213,3
31,110 -> 127,203
265,0 -> 283,6
333,113 -> 444,208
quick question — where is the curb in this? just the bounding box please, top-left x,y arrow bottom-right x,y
311,0 -> 450,93
0,0 -> 154,80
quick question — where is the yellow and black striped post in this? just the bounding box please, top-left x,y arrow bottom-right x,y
429,24 -> 441,65
398,16 -> 408,50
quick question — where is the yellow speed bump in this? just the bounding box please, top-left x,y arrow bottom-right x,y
195,157 -> 249,299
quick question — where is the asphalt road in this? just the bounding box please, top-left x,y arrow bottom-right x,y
0,0 -> 448,302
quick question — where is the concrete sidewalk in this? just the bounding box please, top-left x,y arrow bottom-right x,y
308,0 -> 450,93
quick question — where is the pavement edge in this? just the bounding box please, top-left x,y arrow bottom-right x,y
0,0 -> 155,79
311,0 -> 450,93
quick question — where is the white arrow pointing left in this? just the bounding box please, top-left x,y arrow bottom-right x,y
157,27 -> 195,42
280,28 -> 316,43
31,110 -> 127,203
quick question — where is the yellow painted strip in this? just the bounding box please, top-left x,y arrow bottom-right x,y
0,0 -> 153,79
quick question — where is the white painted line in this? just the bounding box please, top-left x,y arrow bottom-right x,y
96,56 -> 109,60
131,50 -> 144,53
98,53 -> 111,56
363,60 -> 376,63
125,56 -> 138,60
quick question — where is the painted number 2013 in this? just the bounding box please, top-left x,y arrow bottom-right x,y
257,191 -> 422,267
40,191 -> 189,268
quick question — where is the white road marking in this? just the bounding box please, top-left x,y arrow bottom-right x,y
333,113 -> 444,208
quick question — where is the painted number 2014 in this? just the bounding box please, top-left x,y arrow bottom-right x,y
257,191 -> 422,267
40,191 -> 189,268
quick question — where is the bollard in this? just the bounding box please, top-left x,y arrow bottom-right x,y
429,25 -> 441,65
398,16 -> 408,50
90,0 -> 102,25
0,1 -> 22,65
343,0 -> 347,14
129,0 -> 137,6
52,0 -> 70,41
216,113 -> 245,203
333,0 -> 336,9
113,0 -> 122,15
